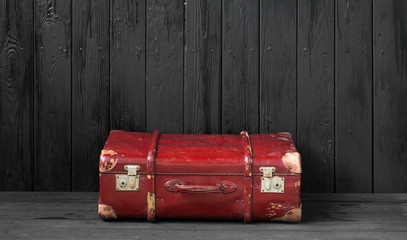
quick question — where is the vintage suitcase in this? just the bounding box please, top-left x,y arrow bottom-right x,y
98,130 -> 302,222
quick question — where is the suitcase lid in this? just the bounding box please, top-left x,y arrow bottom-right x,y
100,130 -> 301,176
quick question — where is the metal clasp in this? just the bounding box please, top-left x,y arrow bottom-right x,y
260,167 -> 284,193
116,165 -> 140,191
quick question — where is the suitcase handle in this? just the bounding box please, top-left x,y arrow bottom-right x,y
164,179 -> 237,194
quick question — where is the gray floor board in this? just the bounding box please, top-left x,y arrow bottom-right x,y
0,192 -> 406,239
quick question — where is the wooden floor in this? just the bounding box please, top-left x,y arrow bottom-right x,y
0,193 -> 406,239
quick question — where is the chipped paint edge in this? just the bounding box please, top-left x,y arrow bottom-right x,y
277,132 -> 292,137
98,203 -> 117,220
282,152 -> 302,174
147,192 -> 156,222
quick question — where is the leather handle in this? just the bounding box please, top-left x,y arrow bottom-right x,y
175,184 -> 222,193
165,180 -> 237,194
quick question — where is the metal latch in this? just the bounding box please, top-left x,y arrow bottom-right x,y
260,167 -> 284,193
116,165 -> 140,191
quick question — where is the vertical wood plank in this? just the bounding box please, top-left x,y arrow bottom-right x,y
298,0 -> 335,193
184,0 -> 221,134
259,0 -> 296,136
222,0 -> 259,134
146,0 -> 184,133
373,0 -> 407,192
34,0 -> 71,191
336,0 -> 372,193
72,0 -> 110,191
110,0 -> 146,132
0,0 -> 33,190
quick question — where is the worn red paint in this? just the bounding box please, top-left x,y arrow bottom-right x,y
241,131 -> 254,223
98,130 -> 301,222
146,130 -> 160,222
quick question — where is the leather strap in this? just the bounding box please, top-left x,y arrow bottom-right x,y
147,130 -> 160,222
240,131 -> 253,223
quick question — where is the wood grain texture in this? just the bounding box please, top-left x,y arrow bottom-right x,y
297,0 -> 335,192
72,0 -> 110,191
373,0 -> 407,193
110,0 -> 146,132
0,192 -> 407,239
259,0 -> 296,136
2,0 -> 407,193
222,0 -> 259,134
0,0 -> 33,190
184,0 -> 221,134
34,0 -> 71,191
335,0 -> 372,193
146,0 -> 184,133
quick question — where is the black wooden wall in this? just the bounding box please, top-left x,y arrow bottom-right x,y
1,0 -> 406,193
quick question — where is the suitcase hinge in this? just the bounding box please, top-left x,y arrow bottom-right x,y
260,167 -> 284,193
116,165 -> 140,191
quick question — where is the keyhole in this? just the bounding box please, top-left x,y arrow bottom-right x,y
120,179 -> 127,187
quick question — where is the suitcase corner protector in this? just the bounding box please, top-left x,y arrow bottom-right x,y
99,149 -> 119,173
272,205 -> 302,223
98,203 -> 117,220
282,152 -> 302,174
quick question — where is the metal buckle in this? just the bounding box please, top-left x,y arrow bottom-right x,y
116,165 -> 140,191
260,167 -> 284,193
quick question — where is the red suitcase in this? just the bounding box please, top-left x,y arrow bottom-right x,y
98,130 -> 302,222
